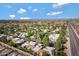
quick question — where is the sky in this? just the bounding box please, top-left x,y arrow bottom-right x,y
0,3 -> 79,20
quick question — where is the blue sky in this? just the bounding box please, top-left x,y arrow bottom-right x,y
0,3 -> 79,20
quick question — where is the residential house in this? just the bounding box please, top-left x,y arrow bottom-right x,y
32,43 -> 42,52
21,41 -> 36,49
12,38 -> 25,44
43,46 -> 55,56
48,34 -> 60,43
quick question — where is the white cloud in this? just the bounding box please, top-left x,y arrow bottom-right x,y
28,6 -> 32,10
47,11 -> 63,16
32,8 -> 38,12
5,5 -> 12,8
28,6 -> 38,12
17,8 -> 26,14
9,15 -> 15,19
20,17 -> 31,19
52,3 -> 68,8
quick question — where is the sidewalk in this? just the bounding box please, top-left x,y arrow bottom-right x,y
64,27 -> 71,56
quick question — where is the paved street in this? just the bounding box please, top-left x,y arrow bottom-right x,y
68,23 -> 79,56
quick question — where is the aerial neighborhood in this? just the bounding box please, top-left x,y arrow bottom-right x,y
0,20 -> 67,56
